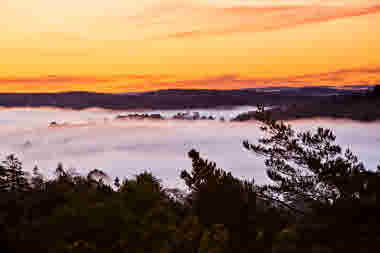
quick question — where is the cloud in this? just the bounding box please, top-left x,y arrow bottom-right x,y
142,67 -> 380,90
1,67 -> 379,93
0,75 -> 112,85
0,74 -> 173,85
157,4 -> 380,39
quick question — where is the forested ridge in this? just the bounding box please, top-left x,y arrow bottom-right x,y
233,86 -> 380,122
0,107 -> 379,253
0,86 -> 371,110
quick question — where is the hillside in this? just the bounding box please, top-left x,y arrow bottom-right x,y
0,86 -> 372,110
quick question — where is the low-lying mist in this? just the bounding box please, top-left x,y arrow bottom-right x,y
0,107 -> 379,188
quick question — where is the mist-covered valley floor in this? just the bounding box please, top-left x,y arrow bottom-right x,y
1,106 -> 379,188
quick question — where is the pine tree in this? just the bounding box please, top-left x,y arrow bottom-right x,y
114,177 -> 120,189
0,163 -> 9,191
244,105 -> 374,213
181,149 -> 257,252
31,165 -> 44,191
2,154 -> 29,192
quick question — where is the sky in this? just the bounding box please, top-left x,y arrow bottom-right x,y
1,0 -> 380,92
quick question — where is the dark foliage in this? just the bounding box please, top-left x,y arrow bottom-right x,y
181,149 -> 258,252
244,105 -> 380,252
232,91 -> 380,122
373,85 -> 380,97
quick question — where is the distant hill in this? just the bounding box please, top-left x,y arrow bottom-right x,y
232,87 -> 380,122
0,85 -> 373,110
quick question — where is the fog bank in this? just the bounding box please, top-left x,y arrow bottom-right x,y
0,108 -> 378,188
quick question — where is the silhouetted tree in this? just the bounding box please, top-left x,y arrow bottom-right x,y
243,105 -> 380,252
0,161 -> 8,191
31,165 -> 44,191
87,169 -> 109,182
54,162 -> 68,181
114,176 -> 120,189
373,85 -> 380,97
181,149 -> 257,252
87,169 -> 110,190
1,155 -> 29,192
135,171 -> 162,192
243,105 -> 370,213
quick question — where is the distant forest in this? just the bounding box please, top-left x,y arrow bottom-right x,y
233,86 -> 380,122
0,107 -> 379,253
0,85 -> 375,110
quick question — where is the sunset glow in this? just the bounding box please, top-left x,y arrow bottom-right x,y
1,0 -> 380,92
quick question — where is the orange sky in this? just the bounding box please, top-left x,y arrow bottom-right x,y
1,0 -> 380,93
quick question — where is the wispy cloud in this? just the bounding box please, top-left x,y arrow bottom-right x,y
0,67 -> 379,92
155,4 -> 380,39
0,74 -> 174,85
0,75 -> 111,85
142,67 -> 380,90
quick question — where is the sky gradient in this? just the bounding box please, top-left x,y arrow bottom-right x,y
1,0 -> 380,92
